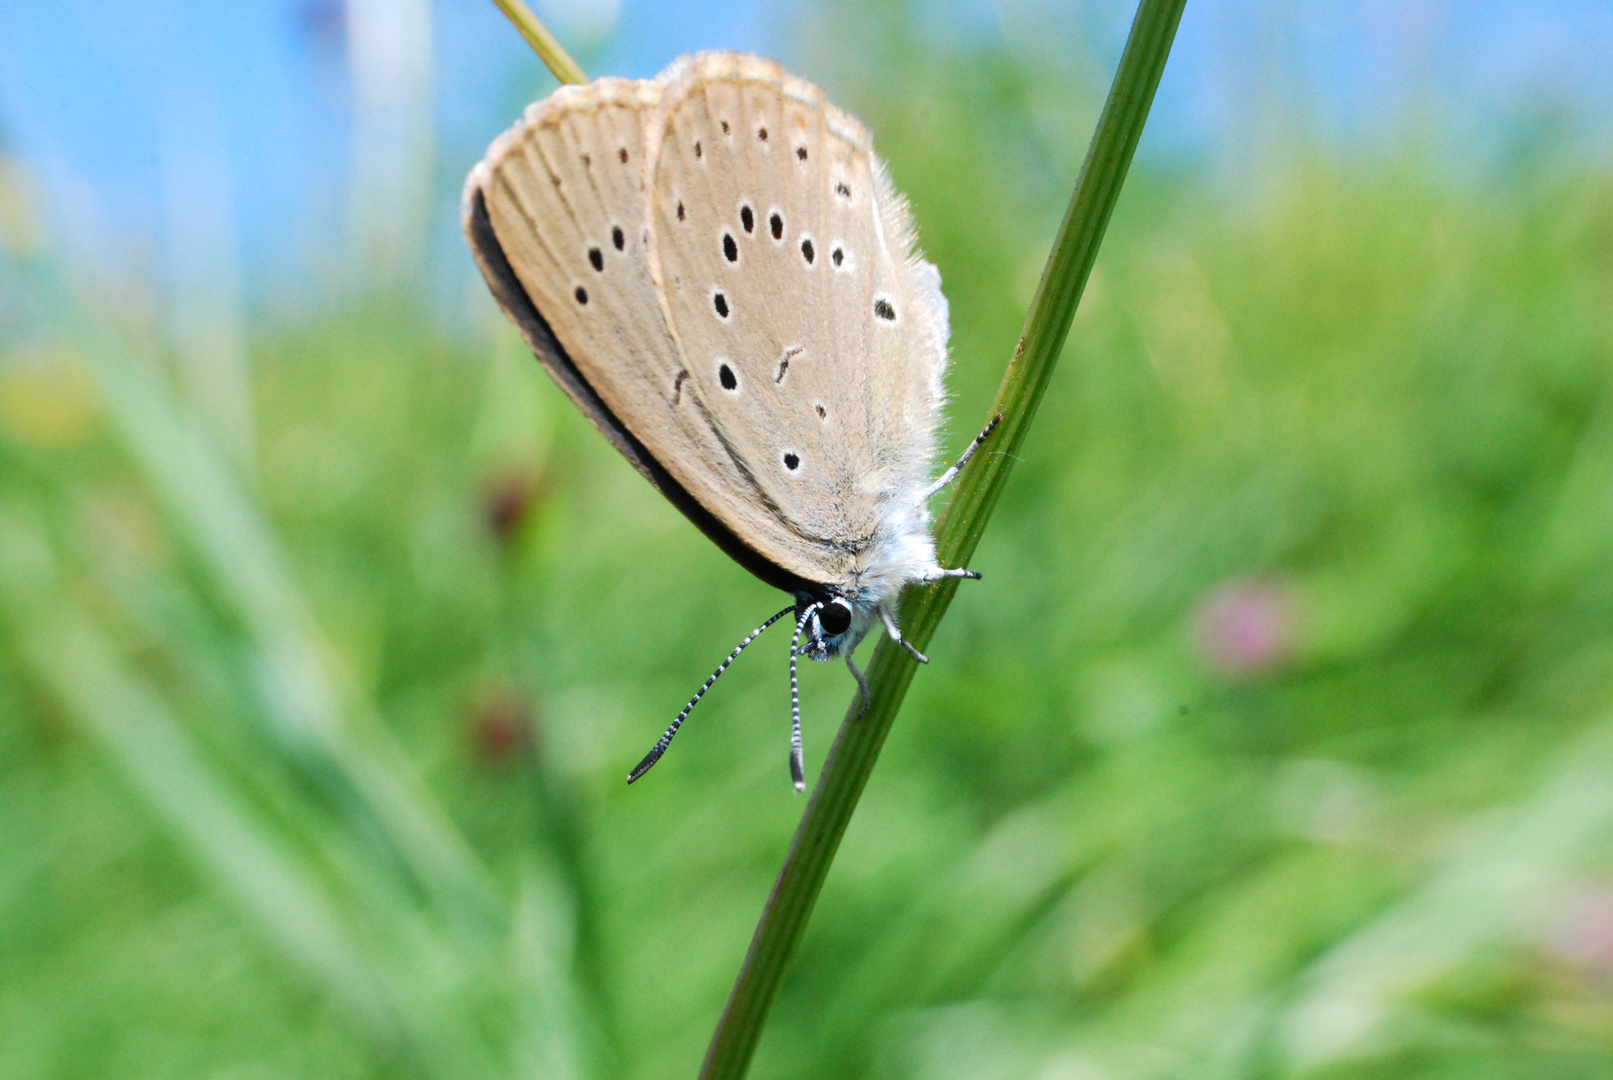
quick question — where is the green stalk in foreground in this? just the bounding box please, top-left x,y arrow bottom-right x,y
700,2 -> 1188,1077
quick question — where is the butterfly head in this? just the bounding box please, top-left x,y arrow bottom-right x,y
794,591 -> 873,661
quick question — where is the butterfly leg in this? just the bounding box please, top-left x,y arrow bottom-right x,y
918,566 -> 983,583
879,603 -> 929,665
921,412 -> 1003,500
846,652 -> 871,720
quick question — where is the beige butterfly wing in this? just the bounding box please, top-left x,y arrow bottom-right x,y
647,53 -> 949,589
464,53 -> 947,592
464,74 -> 795,589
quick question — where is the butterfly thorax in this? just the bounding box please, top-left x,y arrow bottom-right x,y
794,492 -> 944,660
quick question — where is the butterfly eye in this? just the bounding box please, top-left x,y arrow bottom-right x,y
819,599 -> 852,637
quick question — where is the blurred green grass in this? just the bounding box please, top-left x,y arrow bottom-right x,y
5,23 -> 1613,1080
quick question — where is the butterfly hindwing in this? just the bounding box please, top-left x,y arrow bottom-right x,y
651,53 -> 950,586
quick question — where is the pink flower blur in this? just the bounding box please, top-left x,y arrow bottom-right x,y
1192,579 -> 1295,676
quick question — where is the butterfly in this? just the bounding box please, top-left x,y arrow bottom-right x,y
462,52 -> 994,789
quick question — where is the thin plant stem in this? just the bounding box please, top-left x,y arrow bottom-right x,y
489,0 -> 589,86
699,1 -> 1189,1077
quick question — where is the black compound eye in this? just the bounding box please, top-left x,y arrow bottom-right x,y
819,600 -> 852,637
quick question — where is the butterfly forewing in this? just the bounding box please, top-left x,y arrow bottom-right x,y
474,79 -> 790,556
479,83 -> 679,425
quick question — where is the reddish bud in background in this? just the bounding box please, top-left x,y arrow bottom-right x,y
482,468 -> 548,544
466,685 -> 538,765
1548,883 -> 1613,982
1192,578 -> 1296,677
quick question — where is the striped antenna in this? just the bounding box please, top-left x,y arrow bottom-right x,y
787,603 -> 822,792
627,604 -> 795,784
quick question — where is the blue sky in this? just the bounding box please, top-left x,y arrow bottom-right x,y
2,0 -> 1610,306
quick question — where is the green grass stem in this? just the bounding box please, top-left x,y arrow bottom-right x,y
489,0 -> 589,86
23,262 -> 507,944
700,2 -> 1188,1075
0,536 -> 399,1045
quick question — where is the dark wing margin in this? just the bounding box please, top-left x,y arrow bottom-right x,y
465,189 -> 823,599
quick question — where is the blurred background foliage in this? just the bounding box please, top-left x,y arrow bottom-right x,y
4,0 -> 1613,1078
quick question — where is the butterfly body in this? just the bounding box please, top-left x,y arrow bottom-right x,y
464,52 -> 984,784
